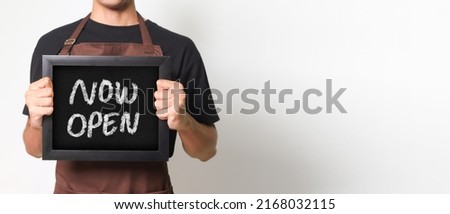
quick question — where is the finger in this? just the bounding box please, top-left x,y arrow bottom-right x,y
170,89 -> 184,100
42,77 -> 53,88
154,99 -> 170,111
36,88 -> 53,98
154,89 -> 185,102
171,90 -> 186,107
156,79 -> 174,91
156,110 -> 168,120
29,77 -> 53,90
26,88 -> 52,100
157,79 -> 184,91
41,106 -> 54,116
30,106 -> 53,116
35,97 -> 53,107
154,90 -> 170,100
44,77 -> 53,88
25,92 -> 49,109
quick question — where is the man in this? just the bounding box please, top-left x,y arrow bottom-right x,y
23,0 -> 219,193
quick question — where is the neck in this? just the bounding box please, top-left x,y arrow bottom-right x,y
91,1 -> 138,26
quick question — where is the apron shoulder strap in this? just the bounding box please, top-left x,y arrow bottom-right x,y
59,12 -> 158,55
59,14 -> 91,55
137,13 -> 157,55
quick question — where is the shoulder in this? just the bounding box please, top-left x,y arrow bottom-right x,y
35,19 -> 82,54
146,20 -> 205,79
28,19 -> 83,83
40,19 -> 81,43
146,20 -> 198,55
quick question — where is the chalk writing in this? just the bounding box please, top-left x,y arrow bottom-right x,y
66,79 -> 141,138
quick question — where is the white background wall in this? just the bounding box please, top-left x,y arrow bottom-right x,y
1,0 -> 449,193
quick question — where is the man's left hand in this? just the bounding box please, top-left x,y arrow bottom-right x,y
154,79 -> 191,131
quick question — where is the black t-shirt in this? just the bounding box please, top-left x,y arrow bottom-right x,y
23,17 -> 219,157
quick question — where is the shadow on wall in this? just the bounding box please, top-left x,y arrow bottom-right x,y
210,114 -> 311,194
169,113 -> 347,194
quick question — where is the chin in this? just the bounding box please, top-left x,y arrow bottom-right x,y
96,0 -> 133,10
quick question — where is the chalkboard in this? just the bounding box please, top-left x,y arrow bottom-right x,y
42,55 -> 171,161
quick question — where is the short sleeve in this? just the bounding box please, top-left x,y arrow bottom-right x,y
22,38 -> 46,116
177,40 -> 220,125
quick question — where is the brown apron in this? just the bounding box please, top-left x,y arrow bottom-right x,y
54,13 -> 172,194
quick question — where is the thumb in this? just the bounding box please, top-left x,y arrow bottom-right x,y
156,79 -> 173,91
43,77 -> 53,88
30,77 -> 53,90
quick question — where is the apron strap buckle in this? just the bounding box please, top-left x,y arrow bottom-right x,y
64,39 -> 76,46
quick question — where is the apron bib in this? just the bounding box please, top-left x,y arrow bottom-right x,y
54,13 -> 172,194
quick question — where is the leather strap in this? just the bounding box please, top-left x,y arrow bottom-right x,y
137,13 -> 155,54
59,12 -> 155,55
59,14 -> 91,55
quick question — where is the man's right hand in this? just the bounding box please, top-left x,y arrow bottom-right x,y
25,77 -> 54,129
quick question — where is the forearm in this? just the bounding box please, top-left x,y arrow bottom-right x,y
178,114 -> 218,162
23,118 -> 43,158
154,80 -> 218,161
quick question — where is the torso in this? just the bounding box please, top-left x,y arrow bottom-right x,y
54,13 -> 172,194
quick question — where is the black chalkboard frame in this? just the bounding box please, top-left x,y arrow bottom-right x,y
42,55 -> 171,161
